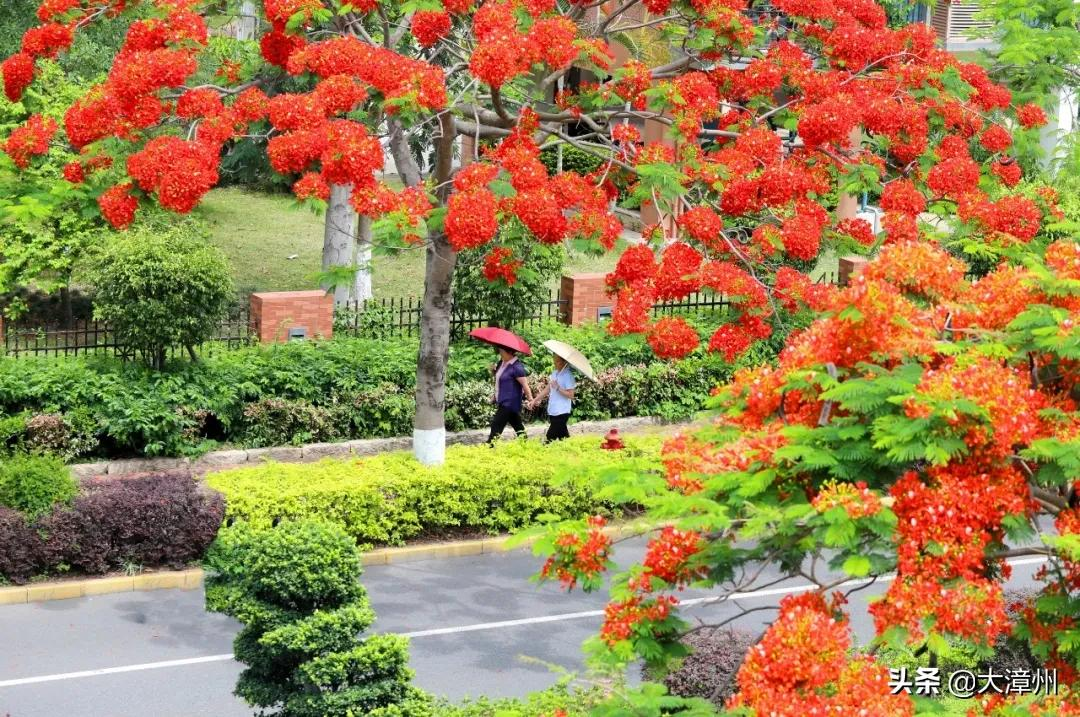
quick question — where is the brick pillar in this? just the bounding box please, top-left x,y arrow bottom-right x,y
838,256 -> 869,287
560,273 -> 612,326
250,290 -> 334,343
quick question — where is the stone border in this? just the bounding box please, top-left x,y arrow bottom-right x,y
0,523 -> 651,605
70,415 -> 670,479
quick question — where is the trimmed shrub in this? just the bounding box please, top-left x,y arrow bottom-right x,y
39,471 -> 224,575
205,520 -> 420,716
642,628 -> 757,708
0,470 -> 224,583
207,436 -> 662,547
432,681 -> 608,716
87,227 -> 234,369
0,507 -> 45,584
0,452 -> 77,517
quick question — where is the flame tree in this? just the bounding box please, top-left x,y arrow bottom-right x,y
0,0 -> 1057,464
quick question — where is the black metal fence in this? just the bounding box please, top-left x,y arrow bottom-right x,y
333,289 -> 569,339
1,305 -> 254,359
0,270 -> 859,359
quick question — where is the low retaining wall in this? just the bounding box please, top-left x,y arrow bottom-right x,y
69,415 -> 671,480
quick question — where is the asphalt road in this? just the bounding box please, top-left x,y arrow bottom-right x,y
0,538 -> 1049,717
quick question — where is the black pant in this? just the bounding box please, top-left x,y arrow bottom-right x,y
488,406 -> 526,443
546,413 -> 570,442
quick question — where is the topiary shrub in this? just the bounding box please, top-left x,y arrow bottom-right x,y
0,451 -> 77,517
237,397 -> 342,447
205,520 -> 422,717
86,226 -> 234,369
642,627 -> 757,708
39,471 -> 224,574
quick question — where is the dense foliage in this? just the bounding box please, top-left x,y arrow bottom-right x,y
533,236 -> 1080,715
0,0 -> 1053,466
0,323 -> 737,458
207,436 -> 660,548
0,470 -> 223,584
204,519 -> 422,716
86,224 -> 234,368
0,451 -> 75,517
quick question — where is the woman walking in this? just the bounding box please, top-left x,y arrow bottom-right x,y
487,346 -> 534,444
530,354 -> 576,442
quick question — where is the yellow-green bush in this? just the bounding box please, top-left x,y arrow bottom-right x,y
206,437 -> 663,548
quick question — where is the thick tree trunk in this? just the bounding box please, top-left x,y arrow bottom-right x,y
352,215 -> 373,302
412,113 -> 457,465
322,183 -> 359,305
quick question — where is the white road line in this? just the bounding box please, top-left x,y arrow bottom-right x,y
0,556 -> 1048,689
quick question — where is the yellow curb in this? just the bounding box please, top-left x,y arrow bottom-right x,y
83,576 -> 135,596
28,582 -> 85,602
133,572 -> 188,591
0,586 -> 28,605
183,570 -> 205,590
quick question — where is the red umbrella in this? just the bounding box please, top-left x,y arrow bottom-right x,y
469,327 -> 531,356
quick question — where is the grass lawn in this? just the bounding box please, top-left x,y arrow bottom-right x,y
198,187 -> 620,298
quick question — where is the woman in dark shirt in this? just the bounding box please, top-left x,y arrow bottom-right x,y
487,347 -> 535,444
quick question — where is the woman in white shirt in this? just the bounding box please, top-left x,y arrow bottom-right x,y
529,354 -> 576,442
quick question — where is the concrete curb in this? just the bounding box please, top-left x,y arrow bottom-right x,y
70,415 -> 673,479
0,523 -> 652,606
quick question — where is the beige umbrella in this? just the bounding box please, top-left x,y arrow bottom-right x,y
542,340 -> 597,382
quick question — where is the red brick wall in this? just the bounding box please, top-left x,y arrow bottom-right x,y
561,273 -> 614,326
250,290 -> 334,343
838,256 -> 869,287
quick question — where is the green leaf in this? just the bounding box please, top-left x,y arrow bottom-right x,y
842,554 -> 872,577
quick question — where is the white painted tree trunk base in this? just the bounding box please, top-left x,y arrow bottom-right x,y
413,427 -> 446,466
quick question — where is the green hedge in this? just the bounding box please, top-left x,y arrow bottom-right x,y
0,319 -> 744,459
206,436 -> 662,548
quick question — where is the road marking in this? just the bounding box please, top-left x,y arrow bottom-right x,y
0,556 -> 1048,688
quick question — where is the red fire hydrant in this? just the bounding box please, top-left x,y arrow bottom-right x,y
601,428 -> 624,451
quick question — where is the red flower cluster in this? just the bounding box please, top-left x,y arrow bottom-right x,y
731,593 -> 913,717
481,246 -> 523,285
647,317 -> 700,360
3,114 -> 57,169
2,53 -> 35,102
97,183 -> 139,229
861,241 -> 968,301
812,480 -> 882,519
599,594 -> 677,646
636,526 -> 706,587
446,188 -> 499,251
540,516 -> 612,590
412,10 -> 451,47
292,172 -> 329,201
127,136 -> 219,213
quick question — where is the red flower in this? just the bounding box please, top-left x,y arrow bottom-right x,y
62,161 -> 85,183
446,188 -> 498,251
991,158 -> 1022,187
927,156 -> 980,198
3,114 -> 57,169
21,22 -> 74,58
606,244 -> 657,291
654,242 -> 703,301
1016,103 -> 1048,129
880,179 -> 926,217
647,317 -> 700,360
482,246 -> 523,285
412,10 -> 451,47
678,205 -> 724,249
979,124 -> 1013,153
835,217 -> 875,246
292,172 -> 329,201
2,52 -> 35,102
98,183 -> 139,229
708,323 -> 753,361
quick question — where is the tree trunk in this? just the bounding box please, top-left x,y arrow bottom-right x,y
352,215 -> 373,302
412,113 -> 457,465
322,183 -> 358,305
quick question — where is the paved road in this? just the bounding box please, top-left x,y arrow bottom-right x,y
0,538 -> 1049,717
